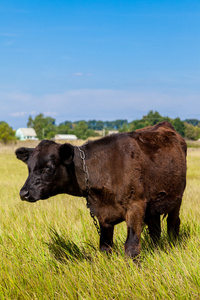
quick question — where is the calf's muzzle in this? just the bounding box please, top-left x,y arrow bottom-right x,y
20,189 -> 29,201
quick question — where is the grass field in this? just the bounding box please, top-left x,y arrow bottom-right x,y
0,145 -> 199,299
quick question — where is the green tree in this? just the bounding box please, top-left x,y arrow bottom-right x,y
28,114 -> 57,140
27,115 -> 34,128
184,119 -> 200,126
114,119 -> 128,129
143,110 -> 165,125
87,120 -> 98,130
130,119 -> 149,131
130,110 -> 174,132
59,121 -> 73,128
118,123 -> 129,133
0,122 -> 16,144
95,121 -> 104,130
44,116 -> 57,138
184,123 -> 200,140
74,121 -> 89,139
46,131 -> 57,140
172,118 -> 185,137
74,121 -> 98,139
57,124 -> 71,134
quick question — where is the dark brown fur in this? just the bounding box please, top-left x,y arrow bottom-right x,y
15,121 -> 187,258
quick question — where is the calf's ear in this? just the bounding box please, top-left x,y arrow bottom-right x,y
59,143 -> 74,165
15,147 -> 34,164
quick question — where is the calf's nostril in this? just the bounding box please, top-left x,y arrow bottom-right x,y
20,189 -> 29,199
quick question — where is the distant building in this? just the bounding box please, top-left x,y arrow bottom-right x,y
15,128 -> 38,141
94,130 -> 119,136
108,130 -> 119,135
54,134 -> 77,141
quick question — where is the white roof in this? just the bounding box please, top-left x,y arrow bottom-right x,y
17,128 -> 37,137
55,134 -> 77,140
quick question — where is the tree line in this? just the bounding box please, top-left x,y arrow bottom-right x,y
26,111 -> 200,140
0,111 -> 200,144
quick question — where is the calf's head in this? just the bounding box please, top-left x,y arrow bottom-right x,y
15,140 -> 75,202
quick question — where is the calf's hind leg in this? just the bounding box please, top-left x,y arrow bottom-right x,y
146,213 -> 161,243
167,198 -> 182,238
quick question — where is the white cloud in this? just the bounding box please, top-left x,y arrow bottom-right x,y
32,88 -> 200,121
0,33 -> 18,37
72,73 -> 91,77
10,110 -> 37,117
1,92 -> 34,102
44,111 -> 58,117
3,41 -> 14,47
11,112 -> 27,117
30,110 -> 37,115
73,72 -> 83,76
62,55 -> 72,61
1,88 -> 200,128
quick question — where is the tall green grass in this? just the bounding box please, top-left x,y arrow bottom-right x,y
0,147 -> 199,299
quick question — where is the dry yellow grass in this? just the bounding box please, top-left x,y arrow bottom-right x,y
0,144 -> 199,299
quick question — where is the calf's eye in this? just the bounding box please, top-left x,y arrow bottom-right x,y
45,166 -> 53,172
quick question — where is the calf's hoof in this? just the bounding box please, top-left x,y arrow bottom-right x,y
124,245 -> 140,259
100,245 -> 112,254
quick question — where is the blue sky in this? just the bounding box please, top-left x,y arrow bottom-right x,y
0,0 -> 200,128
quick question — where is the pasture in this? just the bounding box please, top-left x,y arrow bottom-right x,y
0,145 -> 199,299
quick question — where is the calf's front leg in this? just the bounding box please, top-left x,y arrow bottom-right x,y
99,223 -> 114,254
124,201 -> 146,258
